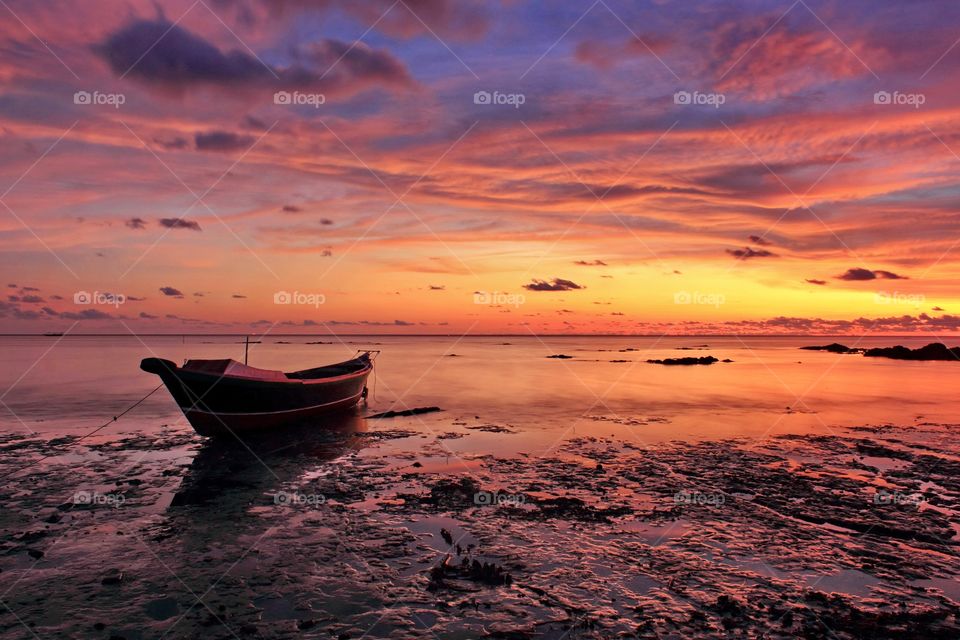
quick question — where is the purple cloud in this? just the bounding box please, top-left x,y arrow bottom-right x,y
194,131 -> 253,153
836,268 -> 907,281
159,217 -> 202,231
159,286 -> 184,298
523,278 -> 585,292
727,247 -> 777,260
96,19 -> 414,96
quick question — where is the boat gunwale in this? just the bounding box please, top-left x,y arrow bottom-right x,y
160,359 -> 372,386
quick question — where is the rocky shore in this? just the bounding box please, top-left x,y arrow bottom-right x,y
0,414 -> 958,638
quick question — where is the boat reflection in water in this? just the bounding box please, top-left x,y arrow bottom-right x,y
170,409 -> 367,510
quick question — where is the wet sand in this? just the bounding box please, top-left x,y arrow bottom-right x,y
1,412 -> 958,639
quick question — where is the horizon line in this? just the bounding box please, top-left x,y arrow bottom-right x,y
1,333 -> 953,339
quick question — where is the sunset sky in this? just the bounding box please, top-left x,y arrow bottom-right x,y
2,0 -> 960,334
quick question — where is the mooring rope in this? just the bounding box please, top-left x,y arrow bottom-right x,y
0,383 -> 165,480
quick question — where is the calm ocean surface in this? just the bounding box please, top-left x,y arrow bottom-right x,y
3,335 -> 959,638
3,334 -> 958,447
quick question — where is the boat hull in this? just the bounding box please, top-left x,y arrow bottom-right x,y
141,356 -> 371,437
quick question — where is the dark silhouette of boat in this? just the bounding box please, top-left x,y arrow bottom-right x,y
141,352 -> 374,436
170,411 -> 366,508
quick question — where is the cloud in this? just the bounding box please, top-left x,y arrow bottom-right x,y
58,308 -> 113,320
748,235 -> 773,246
231,0 -> 490,41
836,268 -> 907,281
126,217 -> 147,230
574,35 -> 671,70
749,313 -> 960,333
154,136 -> 189,150
282,205 -> 302,213
873,270 -> 907,280
232,294 -> 247,299
574,259 -> 607,266
159,286 -> 184,297
159,217 -> 202,231
805,279 -> 827,285
727,247 -> 777,260
139,311 -> 158,319
523,278 -> 585,292
932,306 -> 945,311
20,294 -> 44,303
96,19 -> 414,96
97,20 -> 267,87
194,131 -> 254,152
710,18 -> 873,97
428,285 -> 445,290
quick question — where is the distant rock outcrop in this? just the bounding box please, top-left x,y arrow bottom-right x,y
799,343 -> 864,354
863,343 -> 960,361
647,356 -> 720,365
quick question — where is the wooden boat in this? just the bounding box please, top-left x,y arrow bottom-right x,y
141,352 -> 375,436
